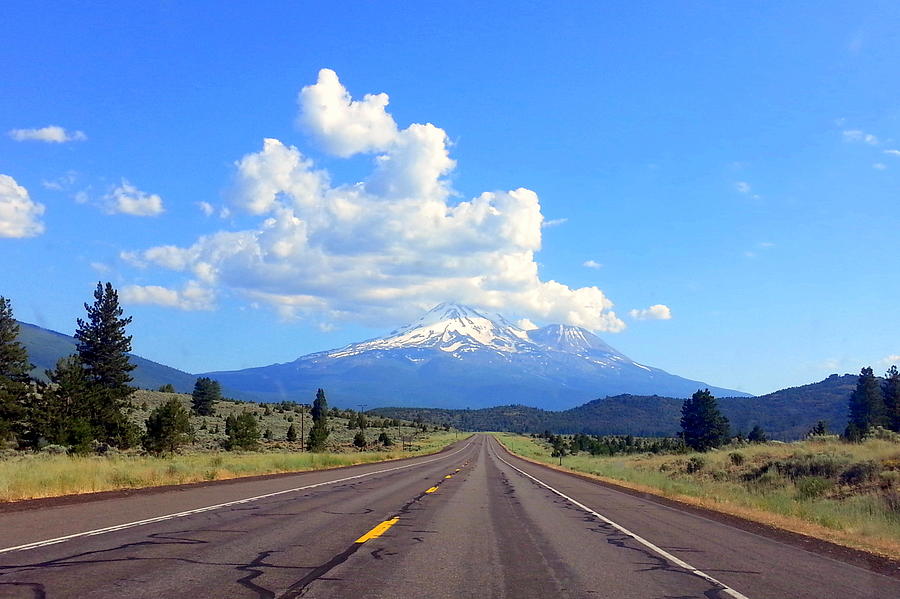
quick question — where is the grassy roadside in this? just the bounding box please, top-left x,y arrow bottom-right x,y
0,431 -> 463,503
493,432 -> 900,559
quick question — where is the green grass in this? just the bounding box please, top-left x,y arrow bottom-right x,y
495,433 -> 900,558
0,430 -> 463,502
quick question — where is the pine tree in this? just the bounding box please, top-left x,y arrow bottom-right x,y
353,429 -> 366,449
846,367 -> 886,439
191,377 -> 220,415
75,282 -> 138,447
158,383 -> 175,393
143,398 -> 193,454
224,411 -> 260,450
377,431 -> 392,446
883,365 -> 900,433
286,423 -> 297,442
747,425 -> 767,443
307,388 -> 330,452
0,297 -> 32,442
680,389 -> 730,451
25,356 -> 89,447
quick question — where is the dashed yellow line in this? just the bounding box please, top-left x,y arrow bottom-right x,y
444,475 -> 453,479
425,486 -> 439,494
355,517 -> 399,543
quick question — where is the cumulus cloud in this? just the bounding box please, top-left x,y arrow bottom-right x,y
103,180 -> 164,216
842,129 -> 879,145
629,304 -> 672,321
0,174 -> 45,238
197,201 -> 215,216
8,125 -> 86,143
124,70 -> 627,331
583,260 -> 602,269
121,281 -> 215,311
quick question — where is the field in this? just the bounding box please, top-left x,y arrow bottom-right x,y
495,432 -> 900,558
0,390 -> 462,502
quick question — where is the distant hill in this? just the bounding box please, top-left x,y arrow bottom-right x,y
371,374 -> 857,440
204,302 -> 750,409
16,321 -> 198,393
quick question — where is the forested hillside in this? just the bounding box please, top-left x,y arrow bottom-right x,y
372,374 -> 857,440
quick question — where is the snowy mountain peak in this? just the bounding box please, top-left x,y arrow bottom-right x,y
527,324 -> 622,356
329,303 -> 534,358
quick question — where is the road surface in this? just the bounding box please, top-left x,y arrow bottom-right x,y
0,434 -> 896,598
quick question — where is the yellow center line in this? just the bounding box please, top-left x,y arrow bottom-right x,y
355,517 -> 399,543
425,486 -> 439,494
444,475 -> 453,479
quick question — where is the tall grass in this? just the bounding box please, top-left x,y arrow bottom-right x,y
0,431 -> 462,502
495,433 -> 900,557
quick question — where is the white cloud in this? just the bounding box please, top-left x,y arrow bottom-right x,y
124,70 -> 627,331
842,129 -> 879,145
873,162 -> 887,170
629,304 -> 672,321
8,125 -> 86,143
90,262 -> 111,273
41,171 -> 78,191
884,149 -> 900,157
735,181 -> 751,194
297,68 -> 398,157
121,281 -> 215,311
881,355 -> 900,367
0,174 -> 45,238
197,201 -> 215,216
583,260 -> 602,269
541,217 -> 567,228
103,180 -> 164,216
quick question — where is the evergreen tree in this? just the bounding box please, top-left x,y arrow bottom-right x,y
74,282 -> 138,447
747,425 -> 767,443
846,367 -> 886,439
0,297 -> 32,442
224,411 -> 259,450
25,356 -> 89,447
808,420 -> 828,437
158,383 -> 175,393
882,365 -> 900,433
377,431 -> 392,446
353,429 -> 366,448
143,398 -> 192,454
306,388 -> 330,452
191,377 -> 220,416
680,389 -> 730,451
286,423 -> 297,442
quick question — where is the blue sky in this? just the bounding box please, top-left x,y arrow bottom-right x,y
2,2 -> 899,395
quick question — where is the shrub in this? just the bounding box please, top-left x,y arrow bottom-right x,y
772,453 -> 848,480
40,444 -> 67,455
839,461 -> 879,486
729,452 -> 745,466
795,476 -> 832,499
143,399 -> 193,454
686,456 -> 705,474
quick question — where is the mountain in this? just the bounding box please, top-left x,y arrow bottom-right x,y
370,374 -> 857,440
16,321 -> 197,393
204,302 -> 750,409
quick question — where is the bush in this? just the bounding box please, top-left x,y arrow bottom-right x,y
729,452 -> 745,466
378,431 -> 393,446
795,476 -> 832,499
223,412 -> 260,451
772,453 -> 848,480
40,444 -> 68,455
839,461 -> 879,486
686,456 -> 705,474
353,430 -> 367,449
143,399 -> 193,454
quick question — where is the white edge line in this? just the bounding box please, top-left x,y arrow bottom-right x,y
1,442 -> 472,555
491,441 -> 751,599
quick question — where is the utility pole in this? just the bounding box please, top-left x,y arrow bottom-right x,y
397,418 -> 403,451
300,404 -> 305,451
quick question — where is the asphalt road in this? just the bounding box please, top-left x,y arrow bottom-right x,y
0,434 -> 897,598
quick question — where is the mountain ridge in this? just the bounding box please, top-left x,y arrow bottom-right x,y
203,302 -> 751,408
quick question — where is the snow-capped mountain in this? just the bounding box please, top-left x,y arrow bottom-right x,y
204,302 -> 750,409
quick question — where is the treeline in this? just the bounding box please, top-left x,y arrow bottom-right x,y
0,286 -> 347,455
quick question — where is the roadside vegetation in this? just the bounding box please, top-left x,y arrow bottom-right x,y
0,287 -> 461,502
496,430 -> 900,557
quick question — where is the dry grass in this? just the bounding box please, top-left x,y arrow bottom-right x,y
0,431 -> 462,502
495,433 -> 900,559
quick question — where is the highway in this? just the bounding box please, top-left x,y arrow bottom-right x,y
0,434 -> 896,598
